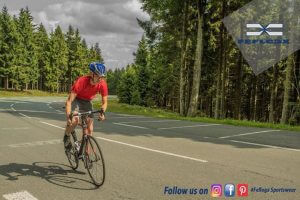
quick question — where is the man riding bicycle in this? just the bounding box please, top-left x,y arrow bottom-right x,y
63,62 -> 108,149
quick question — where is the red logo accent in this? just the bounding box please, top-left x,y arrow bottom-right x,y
237,184 -> 248,197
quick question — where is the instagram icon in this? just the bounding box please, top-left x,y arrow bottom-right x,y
211,184 -> 222,197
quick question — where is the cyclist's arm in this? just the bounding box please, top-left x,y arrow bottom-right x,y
101,95 -> 108,112
66,92 -> 77,119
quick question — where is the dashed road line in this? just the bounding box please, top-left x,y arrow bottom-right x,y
113,122 -> 149,129
117,120 -> 180,123
229,140 -> 300,152
97,137 -> 208,163
219,130 -> 281,139
40,121 -> 64,129
1,127 -> 29,130
109,116 -> 149,119
158,124 -> 221,130
10,104 -> 16,111
12,110 -> 64,114
7,139 -> 61,148
19,113 -> 31,118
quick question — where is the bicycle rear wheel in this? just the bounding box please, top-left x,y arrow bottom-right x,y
65,133 -> 79,170
84,135 -> 105,187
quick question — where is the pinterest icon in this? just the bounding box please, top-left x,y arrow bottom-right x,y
237,184 -> 248,197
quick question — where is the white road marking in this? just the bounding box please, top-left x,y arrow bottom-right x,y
8,139 -> 61,148
40,121 -> 64,129
158,124 -> 221,130
113,122 -> 149,129
97,137 -> 208,163
219,130 -> 281,139
3,191 -> 38,200
109,116 -> 149,119
0,100 -> 29,103
1,127 -> 29,130
0,109 -> 11,111
10,104 -> 16,111
19,113 -> 31,118
25,121 -> 299,154
11,109 -> 64,114
118,120 -> 180,124
230,140 -> 300,152
115,114 -> 139,116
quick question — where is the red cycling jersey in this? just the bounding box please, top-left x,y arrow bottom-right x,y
71,75 -> 108,100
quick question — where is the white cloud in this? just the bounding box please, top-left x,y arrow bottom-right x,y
1,0 -> 149,70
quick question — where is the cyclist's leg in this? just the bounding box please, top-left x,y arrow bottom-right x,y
64,99 -> 79,147
65,115 -> 79,135
86,100 -> 94,154
87,118 -> 93,135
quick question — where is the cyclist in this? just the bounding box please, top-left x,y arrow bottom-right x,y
63,62 -> 108,149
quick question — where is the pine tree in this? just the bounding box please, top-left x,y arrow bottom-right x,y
134,35 -> 149,106
35,23 -> 49,90
47,25 -> 68,92
0,6 -> 18,89
15,7 -> 38,90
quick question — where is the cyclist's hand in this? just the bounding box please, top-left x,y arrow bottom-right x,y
98,109 -> 105,121
98,113 -> 105,121
67,118 -> 72,126
67,113 -> 73,126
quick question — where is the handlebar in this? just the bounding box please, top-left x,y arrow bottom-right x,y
69,109 -> 105,120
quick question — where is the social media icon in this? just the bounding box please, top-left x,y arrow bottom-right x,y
224,184 -> 235,197
211,184 -> 222,197
237,184 -> 248,197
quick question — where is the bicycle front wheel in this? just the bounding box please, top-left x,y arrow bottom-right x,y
65,134 -> 79,170
84,135 -> 105,187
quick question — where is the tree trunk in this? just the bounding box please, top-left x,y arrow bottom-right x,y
281,0 -> 297,124
4,77 -> 8,90
179,0 -> 189,116
233,22 -> 244,120
187,0 -> 204,117
269,7 -> 283,123
281,54 -> 294,124
221,33 -> 228,118
233,51 -> 242,120
250,76 -> 257,120
269,63 -> 279,123
214,0 -> 226,119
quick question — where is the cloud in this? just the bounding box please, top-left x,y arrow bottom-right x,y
0,0 -> 149,70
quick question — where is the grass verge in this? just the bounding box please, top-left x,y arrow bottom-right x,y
94,99 -> 300,132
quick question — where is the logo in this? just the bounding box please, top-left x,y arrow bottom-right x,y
237,184 -> 248,197
246,24 -> 283,36
211,184 -> 222,197
224,184 -> 235,197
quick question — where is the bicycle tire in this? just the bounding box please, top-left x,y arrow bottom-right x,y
84,135 -> 105,187
65,133 -> 79,170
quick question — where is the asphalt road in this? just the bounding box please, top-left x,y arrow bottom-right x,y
0,97 -> 299,200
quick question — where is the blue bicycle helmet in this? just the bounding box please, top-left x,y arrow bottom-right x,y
89,62 -> 106,76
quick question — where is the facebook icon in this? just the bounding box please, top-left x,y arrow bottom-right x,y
224,184 -> 235,197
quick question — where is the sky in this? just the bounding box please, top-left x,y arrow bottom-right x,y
0,0 -> 149,70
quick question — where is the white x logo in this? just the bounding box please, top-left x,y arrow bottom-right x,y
246,24 -> 283,36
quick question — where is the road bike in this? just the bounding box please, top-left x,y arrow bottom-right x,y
64,110 -> 105,187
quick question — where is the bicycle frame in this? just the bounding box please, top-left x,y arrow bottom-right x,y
77,114 -> 90,159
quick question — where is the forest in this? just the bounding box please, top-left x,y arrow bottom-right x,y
0,1 -> 299,126
108,0 -> 300,125
0,6 -> 103,93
